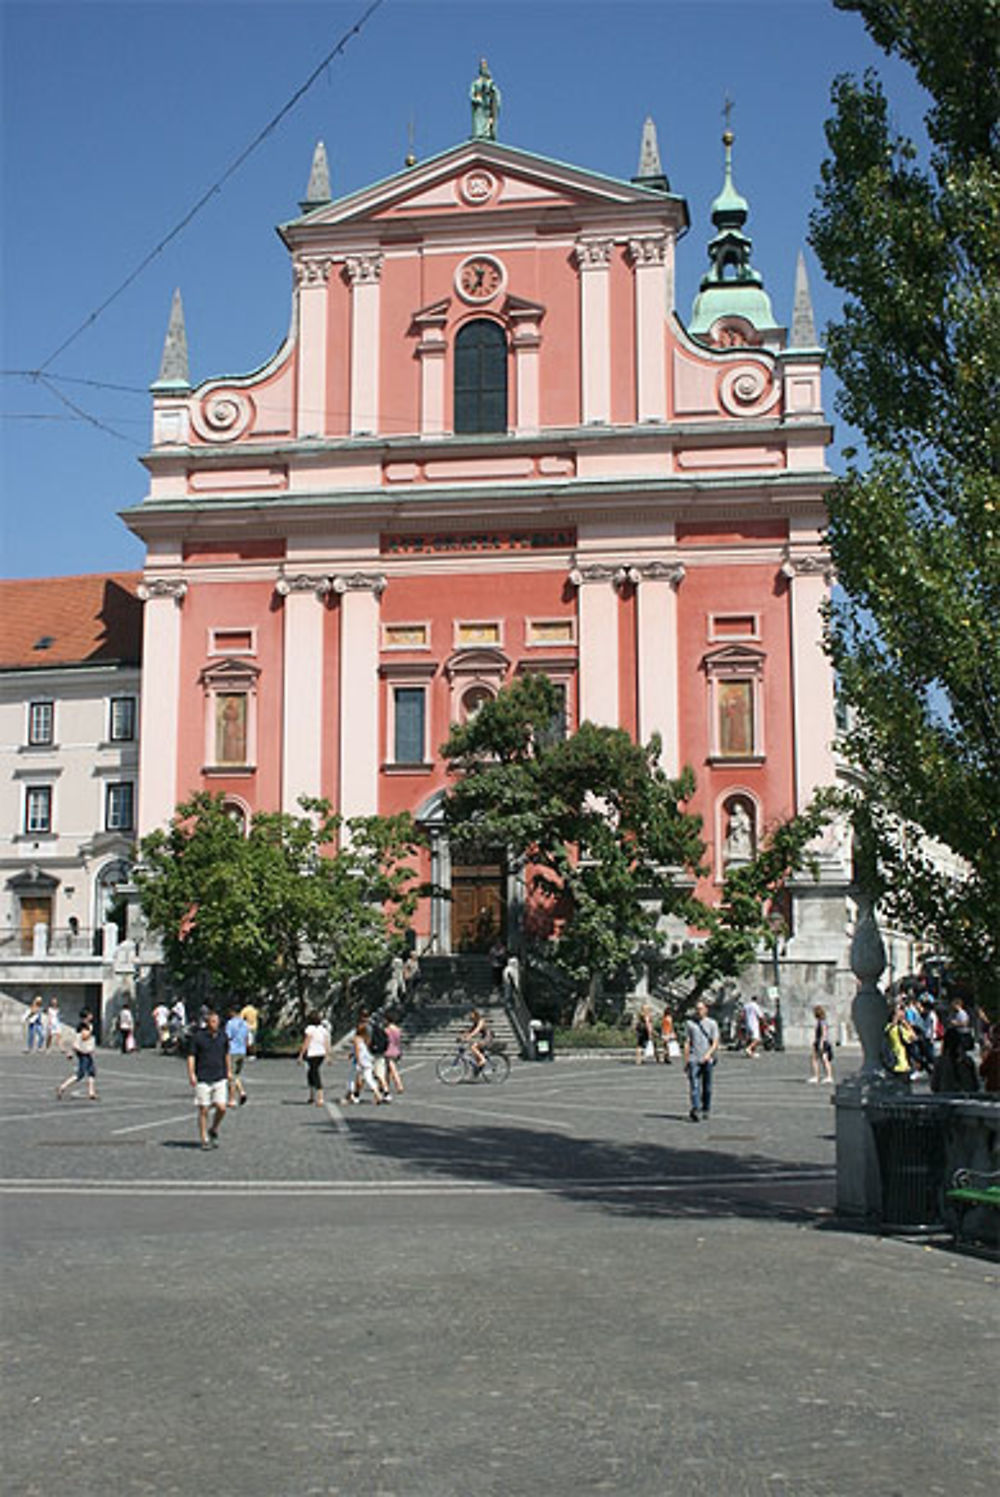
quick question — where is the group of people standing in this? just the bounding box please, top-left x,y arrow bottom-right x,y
23,996 -> 62,1052
883,992 -> 999,1094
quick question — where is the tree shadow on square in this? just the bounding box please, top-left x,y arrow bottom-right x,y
342,1116 -> 834,1224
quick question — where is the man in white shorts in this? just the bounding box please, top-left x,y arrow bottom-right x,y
186,1009 -> 232,1150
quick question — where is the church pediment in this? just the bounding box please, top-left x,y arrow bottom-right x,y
280,141 -> 687,242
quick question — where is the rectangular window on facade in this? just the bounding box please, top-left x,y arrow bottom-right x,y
25,785 -> 52,834
215,693 -> 249,765
537,682 -> 568,749
210,628 -> 255,655
105,782 -> 135,832
393,687 -> 426,765
27,701 -> 53,745
710,614 -> 758,641
718,680 -> 755,758
109,696 -> 136,742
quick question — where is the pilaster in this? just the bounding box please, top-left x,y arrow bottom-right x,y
336,572 -> 386,821
634,561 -> 685,771
276,573 -> 331,812
573,238 -> 614,425
628,235 -> 669,423
345,252 -> 384,437
781,552 -> 837,808
135,580 -> 187,835
293,255 -> 333,439
569,563 -> 620,727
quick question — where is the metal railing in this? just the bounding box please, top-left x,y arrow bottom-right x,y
0,927 -> 105,958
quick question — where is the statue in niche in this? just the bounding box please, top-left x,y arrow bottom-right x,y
724,799 -> 754,865
470,59 -> 501,141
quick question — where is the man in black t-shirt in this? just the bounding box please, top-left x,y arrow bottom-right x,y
186,1009 -> 231,1150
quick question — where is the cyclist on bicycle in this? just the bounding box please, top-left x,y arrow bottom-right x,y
461,1009 -> 492,1073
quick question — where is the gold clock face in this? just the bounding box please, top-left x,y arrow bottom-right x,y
457,256 -> 503,302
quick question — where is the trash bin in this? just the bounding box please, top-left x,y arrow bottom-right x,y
870,1098 -> 947,1232
532,1023 -> 555,1061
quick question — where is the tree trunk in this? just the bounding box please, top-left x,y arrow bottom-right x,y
571,972 -> 600,1028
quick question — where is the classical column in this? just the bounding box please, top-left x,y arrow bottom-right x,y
335,571 -> 386,821
628,235 -> 669,423
635,562 -> 685,772
345,252 -> 384,436
570,564 -> 620,727
135,579 -> 187,835
293,255 -> 333,439
276,573 -> 331,812
573,237 -> 614,424
782,554 -> 837,808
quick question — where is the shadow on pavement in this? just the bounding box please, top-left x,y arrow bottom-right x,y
344,1116 -> 833,1224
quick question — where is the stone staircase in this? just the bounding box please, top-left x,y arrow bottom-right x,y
398,954 -> 524,1059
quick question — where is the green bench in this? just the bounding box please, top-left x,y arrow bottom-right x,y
946,1169 -> 1000,1250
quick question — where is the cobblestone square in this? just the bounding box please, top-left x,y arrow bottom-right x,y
1,1046 -> 996,1496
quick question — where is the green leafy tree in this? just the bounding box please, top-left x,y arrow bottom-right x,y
442,675 -> 827,1022
809,0 -> 1000,1006
137,793 -> 420,1024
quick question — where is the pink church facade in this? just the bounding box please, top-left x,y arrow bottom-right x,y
125,96 -> 846,991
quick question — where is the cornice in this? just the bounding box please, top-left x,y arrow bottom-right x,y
140,415 -> 833,475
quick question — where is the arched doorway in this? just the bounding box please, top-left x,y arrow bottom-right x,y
417,791 -> 516,956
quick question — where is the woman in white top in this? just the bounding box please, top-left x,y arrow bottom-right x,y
297,1012 -> 331,1107
44,999 -> 62,1051
351,1022 -> 386,1105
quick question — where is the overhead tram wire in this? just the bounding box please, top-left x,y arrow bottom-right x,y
31,0 -> 387,380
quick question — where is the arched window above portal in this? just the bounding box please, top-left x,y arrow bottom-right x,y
454,319 -> 508,434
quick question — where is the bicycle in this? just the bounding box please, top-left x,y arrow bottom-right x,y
435,1040 -> 510,1085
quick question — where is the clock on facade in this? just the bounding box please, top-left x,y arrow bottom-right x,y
456,255 -> 505,303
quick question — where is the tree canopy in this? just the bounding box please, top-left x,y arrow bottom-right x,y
809,0 -> 1000,1004
442,675 -> 828,1018
137,794 -> 420,1023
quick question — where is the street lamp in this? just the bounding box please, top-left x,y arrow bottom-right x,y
768,910 -> 786,1051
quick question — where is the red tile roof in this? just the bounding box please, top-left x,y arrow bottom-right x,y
0,572 -> 143,670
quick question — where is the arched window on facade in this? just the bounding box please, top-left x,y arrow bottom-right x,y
454,319 -> 508,434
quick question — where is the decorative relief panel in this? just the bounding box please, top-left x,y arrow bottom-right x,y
458,169 -> 499,206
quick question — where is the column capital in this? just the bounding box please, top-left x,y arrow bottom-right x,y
332,571 -> 387,598
573,236 -> 614,271
627,233 -> 670,267
137,578 -> 187,603
637,560 -> 686,587
294,254 -> 335,287
275,572 -> 332,599
781,550 -> 834,584
567,562 -> 618,587
344,252 -> 385,286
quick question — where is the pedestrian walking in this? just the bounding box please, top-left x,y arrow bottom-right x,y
385,1011 -> 405,1095
368,1010 -> 391,1095
240,1000 -> 259,1059
25,995 -> 45,1052
350,1021 -> 387,1105
153,1001 -> 170,1049
808,1005 -> 835,1084
743,995 -> 763,1058
930,1028 -> 979,1095
297,1012 -> 331,1107
186,1009 -> 231,1150
56,1016 -> 99,1102
489,938 -> 507,996
44,998 -> 62,1051
684,999 -> 720,1122
224,1007 -> 250,1106
659,1009 -> 678,1064
402,952 -> 419,1003
634,1004 -> 655,1065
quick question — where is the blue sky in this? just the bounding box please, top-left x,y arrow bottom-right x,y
1,0 -> 928,579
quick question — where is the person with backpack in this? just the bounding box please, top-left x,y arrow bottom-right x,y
368,1011 -> 391,1099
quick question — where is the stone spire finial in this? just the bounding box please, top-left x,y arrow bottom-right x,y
632,116 -> 670,193
689,123 -> 778,340
790,249 -> 818,347
153,288 -> 190,390
299,140 -> 332,214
